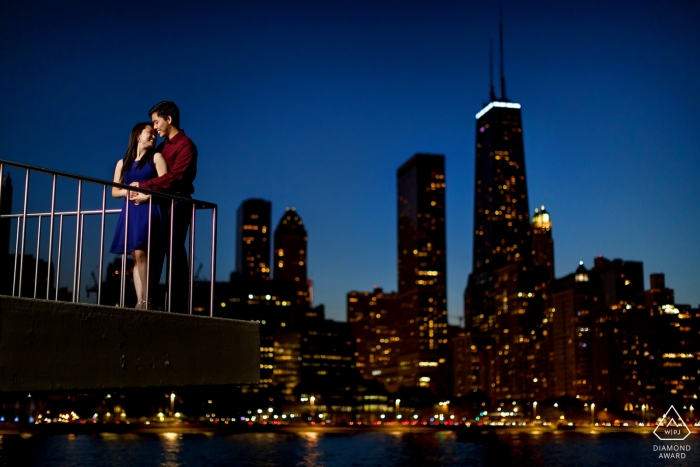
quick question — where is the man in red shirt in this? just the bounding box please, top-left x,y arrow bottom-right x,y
131,101 -> 197,312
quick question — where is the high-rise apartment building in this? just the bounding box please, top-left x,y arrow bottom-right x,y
236,199 -> 272,279
273,207 -> 310,307
347,288 -> 400,389
547,263 -> 609,402
396,153 -> 449,393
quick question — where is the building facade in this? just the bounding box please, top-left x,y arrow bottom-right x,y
236,198 -> 272,280
273,207 -> 310,307
396,154 -> 449,393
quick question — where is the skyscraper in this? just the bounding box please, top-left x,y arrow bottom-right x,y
236,199 -> 272,280
397,153 -> 448,349
347,288 -> 400,389
548,263 -> 608,402
396,153 -> 449,393
273,207 -> 310,307
532,206 -> 554,281
463,25 -> 554,401
465,18 -> 533,331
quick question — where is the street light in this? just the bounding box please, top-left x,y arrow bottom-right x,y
533,401 -> 537,422
396,399 -> 401,418
591,403 -> 595,425
690,405 -> 694,421
642,404 -> 646,424
310,396 -> 315,417
170,392 -> 175,415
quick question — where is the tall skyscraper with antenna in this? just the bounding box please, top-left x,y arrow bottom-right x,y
464,18 -> 550,401
465,17 -> 532,332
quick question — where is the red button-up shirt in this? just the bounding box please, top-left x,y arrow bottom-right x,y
141,130 -> 197,195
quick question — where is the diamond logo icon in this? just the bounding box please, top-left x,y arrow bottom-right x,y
654,405 -> 691,441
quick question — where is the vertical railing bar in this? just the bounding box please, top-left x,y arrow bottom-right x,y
120,191 -> 130,307
210,205 -> 217,318
12,219 -> 20,296
145,196 -> 152,310
33,215 -> 41,299
97,185 -> 106,305
46,175 -> 56,300
72,180 -> 82,303
55,215 -> 63,300
0,163 -> 3,294
188,202 -> 195,314
18,169 -> 30,297
167,199 -> 174,313
76,213 -> 85,303
0,162 -> 3,214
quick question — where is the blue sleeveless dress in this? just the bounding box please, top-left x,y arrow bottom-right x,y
110,158 -> 163,254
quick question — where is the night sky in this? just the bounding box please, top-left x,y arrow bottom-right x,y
1,0 -> 698,323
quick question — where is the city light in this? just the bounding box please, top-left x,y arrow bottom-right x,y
475,101 -> 522,119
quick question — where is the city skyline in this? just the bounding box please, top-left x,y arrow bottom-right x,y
1,0 -> 699,323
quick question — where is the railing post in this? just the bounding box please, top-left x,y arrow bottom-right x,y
189,203 -> 196,314
120,192 -> 129,308
0,162 -> 3,213
18,169 -> 29,297
98,185 -> 106,305
33,215 -> 41,298
55,215 -> 64,301
167,198 -> 174,313
72,180 -> 82,303
12,220 -> 20,296
210,205 -> 217,317
76,213 -> 85,303
46,175 -> 56,300
145,196 -> 152,309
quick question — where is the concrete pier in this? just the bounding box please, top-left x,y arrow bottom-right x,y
0,296 -> 259,391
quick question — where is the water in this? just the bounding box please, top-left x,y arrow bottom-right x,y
0,430 -> 696,466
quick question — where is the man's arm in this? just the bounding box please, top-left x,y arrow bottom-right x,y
140,140 -> 196,193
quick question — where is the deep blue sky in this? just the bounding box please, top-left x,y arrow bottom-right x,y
1,0 -> 698,323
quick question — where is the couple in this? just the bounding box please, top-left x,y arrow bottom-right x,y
108,101 -> 198,312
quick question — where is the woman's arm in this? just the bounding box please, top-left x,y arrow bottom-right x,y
154,153 -> 168,177
111,160 -> 127,198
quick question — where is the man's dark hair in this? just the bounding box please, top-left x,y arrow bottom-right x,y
149,101 -> 180,128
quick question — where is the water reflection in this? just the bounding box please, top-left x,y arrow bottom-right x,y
159,432 -> 182,467
0,429 -> 696,467
300,431 -> 321,467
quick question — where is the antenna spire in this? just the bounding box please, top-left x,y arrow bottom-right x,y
499,8 -> 507,101
489,40 -> 496,102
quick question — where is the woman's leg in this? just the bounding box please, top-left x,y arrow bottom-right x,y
132,249 -> 148,307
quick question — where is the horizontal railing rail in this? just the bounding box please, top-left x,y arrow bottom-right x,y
0,158 -> 217,316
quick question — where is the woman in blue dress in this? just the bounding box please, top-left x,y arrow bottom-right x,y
110,122 -> 168,309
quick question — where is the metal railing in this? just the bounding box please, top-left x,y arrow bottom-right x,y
0,159 -> 217,315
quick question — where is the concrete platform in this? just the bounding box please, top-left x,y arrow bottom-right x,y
0,296 -> 259,391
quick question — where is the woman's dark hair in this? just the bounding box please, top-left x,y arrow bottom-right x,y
119,122 -> 155,182
148,101 -> 180,128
